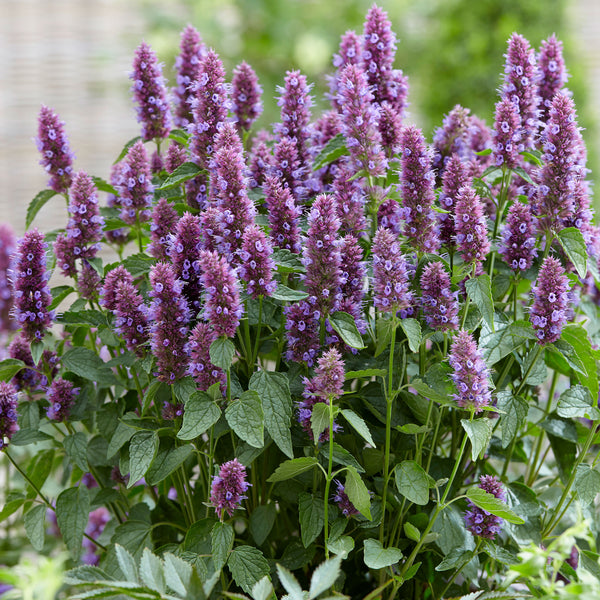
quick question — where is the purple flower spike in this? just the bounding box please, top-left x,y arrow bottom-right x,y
169,213 -> 204,312
263,176 -> 302,253
328,30 -> 362,111
211,458 -> 250,520
337,64 -> 387,179
82,507 -> 110,566
465,475 -> 506,539
36,105 -> 75,194
248,133 -> 274,189
333,480 -> 359,517
148,263 -> 191,383
100,266 -> 134,312
46,378 -> 79,421
530,256 -> 571,344
448,330 -> 492,413
420,262 -> 459,332
113,280 -> 149,356
371,227 -> 412,315
232,61 -> 263,132
379,103 -> 403,158
8,335 -> 41,392
173,25 -> 206,128
399,125 -> 440,253
339,234 -> 366,310
199,206 -> 224,253
502,33 -> 541,150
332,162 -> 368,237
432,105 -> 472,176
377,198 -> 402,235
199,250 -> 243,338
78,261 -> 101,301
239,225 -> 276,298
165,141 -> 188,174
438,155 -> 472,247
271,136 -> 306,203
130,41 -> 171,141
498,202 -> 538,271
492,97 -> 522,169
148,198 -> 179,262
303,194 -> 343,319
0,224 -> 17,333
284,300 -> 321,366
116,141 -> 154,225
538,35 -> 568,124
0,382 -> 18,449
454,185 -> 490,266
186,322 -> 226,392
11,229 -> 53,342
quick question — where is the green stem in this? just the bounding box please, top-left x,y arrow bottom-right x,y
252,296 -> 263,367
205,427 -> 215,518
323,395 -> 335,558
439,539 -> 482,599
515,345 -> 542,396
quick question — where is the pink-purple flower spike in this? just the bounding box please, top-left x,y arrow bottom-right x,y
0,224 -> 17,333
465,475 -> 506,539
454,185 -> 490,266
186,322 -> 226,392
113,280 -> 149,357
148,198 -> 178,262
116,141 -> 154,225
211,458 -> 250,520
498,202 -> 538,272
438,155 -> 472,248
538,35 -> 568,124
0,382 -> 19,450
231,61 -> 263,132
420,262 -> 459,332
238,225 -> 276,299
263,176 -> 302,253
46,378 -> 79,421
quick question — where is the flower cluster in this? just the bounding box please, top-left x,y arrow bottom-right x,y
148,198 -> 179,262
113,280 -> 149,356
115,141 -> 154,225
0,224 -> 16,333
238,225 -> 276,298
46,378 -> 79,422
186,322 -> 226,391
454,185 -> 490,266
173,25 -> 205,128
465,475 -> 506,539
0,382 -> 18,450
263,176 -> 302,253
231,61 -> 263,132
333,480 -> 359,517
284,299 -> 321,366
210,458 -> 250,520
420,262 -> 459,331
438,155 -> 471,247
498,202 -> 538,271
537,35 -> 568,124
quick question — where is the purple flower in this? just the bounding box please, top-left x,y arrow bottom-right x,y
454,185 -> 490,266
332,480 -> 359,517
77,260 -> 102,301
231,61 -> 263,132
337,64 -> 387,179
238,225 -> 276,298
285,300 -> 321,366
0,382 -> 18,449
0,224 -> 17,333
371,226 -> 412,315
248,133 -> 274,189
8,335 -> 39,391
130,41 -> 171,141
148,263 -> 191,383
272,136 -> 307,203
162,402 -> 184,421
199,206 -> 224,253
448,330 -> 492,413
211,458 -> 250,520
492,97 -> 522,169
420,262 -> 459,331
35,105 -> 74,194
339,234 -> 366,311
303,194 -> 343,319
432,105 -> 473,177
113,280 -> 149,356
311,110 -> 343,190
186,322 -> 226,391
498,202 -> 538,271
465,475 -> 506,539
538,35 -> 568,124
263,176 -> 302,253
400,125 -> 440,253
530,256 -> 571,344
104,164 -> 129,247
377,197 -> 402,235
150,151 -> 164,174
46,378 -> 79,421
379,103 -> 403,158
332,162 -> 368,237
199,250 -> 243,338
438,155 -> 472,247
82,507 -> 110,566
115,141 -> 154,225
328,30 -> 362,111
100,266 -> 134,312
165,141 -> 188,174
148,198 -> 179,262
11,229 -> 53,342
173,25 -> 206,129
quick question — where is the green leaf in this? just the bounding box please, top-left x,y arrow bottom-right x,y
56,485 -> 90,560
271,284 -> 309,302
173,376 -> 198,405
212,522 -> 234,570
249,371 -> 293,458
30,340 -> 44,365
521,346 -> 547,386
496,390 -> 528,449
158,161 -> 203,190
311,402 -> 330,442
562,324 -> 599,399
227,546 -> 270,595
466,487 -> 525,524
112,520 -> 153,560
557,384 -> 600,420
397,423 -> 431,435
64,432 -> 90,471
249,503 -> 276,546
399,318 -> 421,353
145,443 -> 194,486
479,321 -> 535,366
550,339 -> 587,375
163,553 -> 192,596
24,504 -> 46,551
0,359 -> 26,382
483,542 -> 519,565
363,539 -> 403,569
394,460 -> 430,506
308,555 -> 342,599
329,311 -> 365,349
141,380 -> 164,417
139,547 -> 165,593
461,418 -> 494,461
26,189 -> 58,228
209,337 -> 236,370
252,576 -> 274,600
403,522 -> 421,543
114,136 -> 142,164
271,248 -> 305,274
331,442 -> 364,473
267,457 -> 318,483
120,253 -> 155,277
299,492 -> 324,548
127,431 -> 159,488
409,379 -> 451,405
177,392 -> 221,440
557,227 -> 587,279
312,133 -> 348,171
62,347 -> 117,387
513,166 -> 535,185
574,465 -> 600,506
345,369 -> 386,380
226,390 -> 264,448
276,564 -> 304,600
465,274 -> 495,330
375,317 -> 396,357
344,466 -> 372,520
340,409 -> 376,447
26,448 -> 55,495
435,548 -> 474,572
521,150 -> 543,167
91,175 -> 118,195
107,420 -> 136,458
115,544 -> 139,582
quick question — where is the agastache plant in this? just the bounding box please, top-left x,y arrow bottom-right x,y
538,35 -> 568,123
210,459 -> 250,520
0,224 -> 16,333
0,382 -> 18,450
465,476 -> 506,539
231,61 -> 263,132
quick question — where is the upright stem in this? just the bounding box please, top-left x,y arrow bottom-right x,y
323,396 -> 335,558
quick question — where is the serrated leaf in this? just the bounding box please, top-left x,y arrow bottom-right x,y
173,376 -> 197,405
327,535 -> 354,557
394,460 -> 430,506
435,547 -> 474,572
267,457 -> 318,483
121,253 -> 155,277
308,555 -> 342,599
276,564 -> 304,600
465,274 -> 494,330
340,408 -> 375,447
24,504 -> 46,551
30,340 -> 44,365
212,522 -> 234,570
461,418 -> 494,461
311,402 -> 330,442
271,249 -> 305,274
483,542 -> 519,565
107,420 -> 136,459
562,324 -> 599,399
249,503 -> 276,546
209,337 -> 236,370
26,189 -> 58,228
329,311 -> 365,349
128,431 -> 159,488
62,347 -> 117,387
480,321 -> 535,366
299,492 -> 324,548
177,392 -> 221,440
399,318 -> 421,353
64,432 -> 90,471
375,317 -> 396,357
251,576 -> 274,600
550,339 -> 587,375
271,284 -> 309,302
557,385 -> 600,420
496,390 -> 528,449
115,544 -> 139,582
56,486 -> 90,560
557,227 -> 587,279
145,443 -> 194,486
312,133 -> 348,171
574,464 -> 600,506
466,487 -> 524,524
331,442 -> 364,473
226,390 -> 264,448
227,546 -> 270,595
158,162 -> 203,190
140,547 -> 165,593
513,166 -> 535,185
0,358 -> 26,382
91,175 -> 118,195
363,539 -> 403,569
409,379 -> 451,405
344,466 -> 371,519
163,553 -> 191,596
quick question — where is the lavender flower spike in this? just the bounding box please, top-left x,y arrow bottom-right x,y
492,97 -> 522,169
46,378 -> 79,421
0,224 -> 17,333
438,154 -> 471,248
36,105 -> 75,194
238,225 -> 276,299
448,330 -> 492,413
211,458 -> 250,520
186,322 -> 226,392
498,202 -> 537,272
538,35 -> 568,124
11,229 -> 53,342
328,30 -> 362,110
147,198 -> 178,262
465,475 -> 506,539
113,280 -> 149,357
0,382 -> 19,450
100,266 -> 134,312
263,176 -> 302,253
333,480 -> 359,517
454,185 -> 491,267
420,262 -> 459,332
116,141 -> 154,225
231,61 -> 263,132
530,256 -> 571,344
130,41 -> 171,141
284,300 -> 321,367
